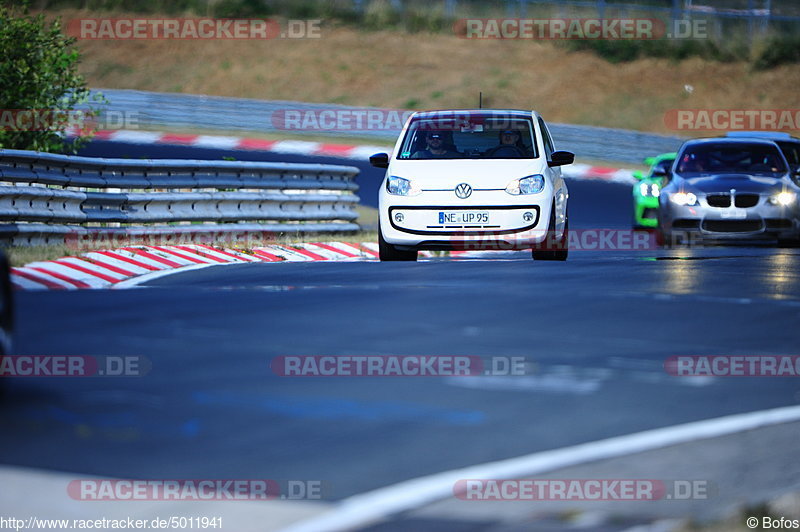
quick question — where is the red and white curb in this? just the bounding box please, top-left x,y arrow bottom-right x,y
11,242 -> 405,291
72,129 -> 636,184
562,163 -> 636,184
72,128 -> 388,163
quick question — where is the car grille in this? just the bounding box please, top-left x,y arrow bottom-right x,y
706,194 -> 760,208
702,220 -> 763,233
706,194 -> 731,208
642,208 -> 658,219
734,194 -> 759,208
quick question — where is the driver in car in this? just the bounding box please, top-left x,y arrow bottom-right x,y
678,152 -> 707,173
485,129 -> 530,157
411,132 -> 460,159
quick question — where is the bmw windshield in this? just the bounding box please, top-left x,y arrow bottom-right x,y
397,115 -> 538,160
776,141 -> 800,166
675,142 -> 788,178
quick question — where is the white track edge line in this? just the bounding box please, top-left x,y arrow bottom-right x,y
278,404 -> 800,532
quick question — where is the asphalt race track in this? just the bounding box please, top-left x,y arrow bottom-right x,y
2,143 -> 799,527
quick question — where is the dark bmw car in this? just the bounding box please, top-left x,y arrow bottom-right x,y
658,137 -> 800,245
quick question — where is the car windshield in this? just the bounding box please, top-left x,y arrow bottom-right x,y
776,141 -> 800,166
397,115 -> 538,159
676,142 -> 788,178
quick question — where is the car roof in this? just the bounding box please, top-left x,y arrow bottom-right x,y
725,131 -> 798,141
410,109 -> 536,119
653,152 -> 677,161
682,137 -> 783,147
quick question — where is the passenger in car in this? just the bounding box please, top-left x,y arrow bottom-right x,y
485,129 -> 531,157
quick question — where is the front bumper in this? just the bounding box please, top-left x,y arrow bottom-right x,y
381,202 -> 554,250
634,196 -> 659,228
660,200 -> 800,241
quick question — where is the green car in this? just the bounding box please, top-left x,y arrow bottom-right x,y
632,152 -> 676,229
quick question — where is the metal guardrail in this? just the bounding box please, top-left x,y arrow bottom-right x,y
548,122 -> 684,164
88,89 -> 685,164
0,149 -> 360,246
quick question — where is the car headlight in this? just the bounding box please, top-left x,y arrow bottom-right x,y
638,182 -> 660,197
506,174 -> 545,195
769,191 -> 797,206
386,176 -> 421,196
670,191 -> 697,206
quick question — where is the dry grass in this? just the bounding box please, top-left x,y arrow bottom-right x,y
6,245 -> 83,267
45,8 -> 800,134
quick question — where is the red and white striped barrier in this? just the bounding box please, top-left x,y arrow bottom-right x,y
12,243 -> 443,290
74,129 -> 636,183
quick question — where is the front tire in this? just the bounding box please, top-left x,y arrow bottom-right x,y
532,207 -> 568,261
379,223 -> 418,261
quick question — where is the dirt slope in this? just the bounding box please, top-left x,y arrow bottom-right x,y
51,9 -> 800,134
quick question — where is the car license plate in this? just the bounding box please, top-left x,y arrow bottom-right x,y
438,211 -> 489,225
721,208 -> 747,219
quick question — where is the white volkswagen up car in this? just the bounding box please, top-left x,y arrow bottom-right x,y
369,110 -> 573,261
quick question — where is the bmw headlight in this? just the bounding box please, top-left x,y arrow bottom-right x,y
386,176 -> 421,196
506,174 -> 545,195
670,191 -> 697,206
769,191 -> 797,206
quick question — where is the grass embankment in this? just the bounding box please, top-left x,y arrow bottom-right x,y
37,7 -> 799,135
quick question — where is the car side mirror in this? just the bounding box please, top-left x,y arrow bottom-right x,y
369,153 -> 389,169
632,170 -> 644,180
548,150 -> 575,167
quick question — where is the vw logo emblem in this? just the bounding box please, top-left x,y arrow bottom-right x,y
394,212 -> 404,223
523,211 -> 534,222
455,183 -> 472,199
